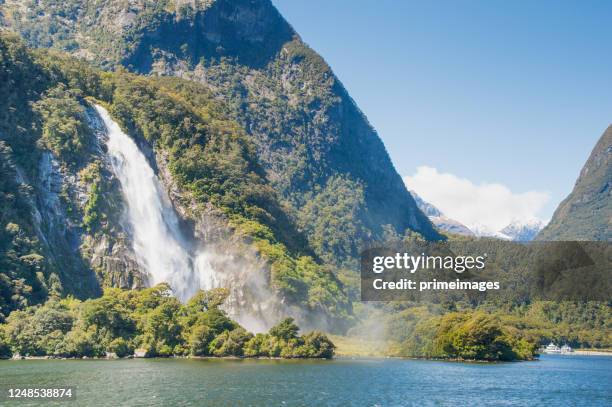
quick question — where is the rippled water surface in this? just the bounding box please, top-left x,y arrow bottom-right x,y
0,355 -> 610,406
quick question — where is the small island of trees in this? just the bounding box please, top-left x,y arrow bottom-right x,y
0,284 -> 335,360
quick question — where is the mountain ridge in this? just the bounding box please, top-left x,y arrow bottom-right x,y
409,190 -> 545,241
537,125 -> 612,241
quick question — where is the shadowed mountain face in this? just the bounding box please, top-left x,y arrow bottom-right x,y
537,126 -> 612,241
123,0 -> 294,72
1,0 -> 440,267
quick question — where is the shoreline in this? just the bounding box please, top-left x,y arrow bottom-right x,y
4,349 -> 611,362
4,355 -> 333,361
571,350 -> 612,356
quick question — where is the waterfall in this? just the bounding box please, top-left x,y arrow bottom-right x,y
95,105 -> 199,301
94,105 -> 283,332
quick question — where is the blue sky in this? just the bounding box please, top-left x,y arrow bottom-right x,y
272,0 -> 612,226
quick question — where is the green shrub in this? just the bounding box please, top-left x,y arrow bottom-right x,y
107,337 -> 131,358
33,84 -> 92,167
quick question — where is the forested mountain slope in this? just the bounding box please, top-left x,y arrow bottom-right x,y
537,126 -> 611,241
0,32 -> 351,329
0,0 -> 441,269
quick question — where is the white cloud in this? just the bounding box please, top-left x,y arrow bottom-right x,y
404,166 -> 549,233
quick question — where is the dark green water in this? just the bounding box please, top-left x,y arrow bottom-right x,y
0,355 -> 610,406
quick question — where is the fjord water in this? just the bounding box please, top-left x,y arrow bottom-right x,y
1,356 -> 610,406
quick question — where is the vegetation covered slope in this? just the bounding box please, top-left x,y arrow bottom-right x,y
537,126 -> 611,241
0,32 -> 104,319
0,0 -> 441,270
0,32 -> 350,327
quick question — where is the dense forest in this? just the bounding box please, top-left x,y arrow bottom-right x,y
380,300 -> 611,361
0,284 -> 334,359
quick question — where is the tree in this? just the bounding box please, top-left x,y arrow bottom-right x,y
300,331 -> 335,359
269,317 -> 299,341
140,298 -> 183,356
189,324 -> 214,356
209,328 -> 252,357
186,288 -> 229,312
80,296 -> 135,339
0,329 -> 12,358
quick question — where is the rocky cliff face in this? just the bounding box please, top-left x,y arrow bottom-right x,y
81,108 -> 144,289
1,0 -> 441,269
16,107 -> 143,295
537,126 -> 612,241
0,89 -> 140,318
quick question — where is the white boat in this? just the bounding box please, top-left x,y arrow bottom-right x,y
561,344 -> 573,354
544,342 -> 561,354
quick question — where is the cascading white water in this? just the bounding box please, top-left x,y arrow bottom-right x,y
95,105 -> 199,301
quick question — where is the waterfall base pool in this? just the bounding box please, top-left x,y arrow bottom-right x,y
1,355 -> 610,406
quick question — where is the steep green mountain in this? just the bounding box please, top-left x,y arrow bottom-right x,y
0,32 -> 351,328
0,0 -> 441,269
537,126 -> 611,241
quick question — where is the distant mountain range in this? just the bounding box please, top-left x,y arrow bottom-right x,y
409,191 -> 545,241
411,124 -> 612,243
409,191 -> 475,237
500,219 -> 546,241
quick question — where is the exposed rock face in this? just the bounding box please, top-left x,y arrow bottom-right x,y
537,126 -> 612,241
84,233 -> 142,289
1,0 -> 441,268
34,150 -> 100,296
9,105 -> 144,299
79,107 -> 144,289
